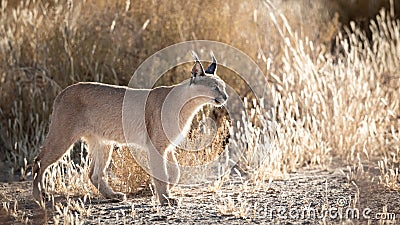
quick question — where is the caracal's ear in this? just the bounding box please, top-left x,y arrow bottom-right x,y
190,51 -> 206,85
205,51 -> 217,75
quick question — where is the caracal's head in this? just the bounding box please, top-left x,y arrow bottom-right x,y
188,51 -> 228,107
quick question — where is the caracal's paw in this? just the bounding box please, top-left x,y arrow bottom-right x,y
32,188 -> 42,202
32,186 -> 48,203
32,190 -> 52,205
160,197 -> 179,207
109,192 -> 127,202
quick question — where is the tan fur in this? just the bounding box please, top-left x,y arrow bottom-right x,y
32,59 -> 228,205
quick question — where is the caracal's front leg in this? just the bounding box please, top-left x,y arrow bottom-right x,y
147,143 -> 179,206
86,137 -> 126,201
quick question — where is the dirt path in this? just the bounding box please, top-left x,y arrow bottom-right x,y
0,166 -> 399,224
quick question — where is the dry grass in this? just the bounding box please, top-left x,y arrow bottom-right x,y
214,0 -> 400,193
0,0 -> 399,223
241,7 -> 398,196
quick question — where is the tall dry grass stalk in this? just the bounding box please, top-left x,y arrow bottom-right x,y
236,5 -> 399,187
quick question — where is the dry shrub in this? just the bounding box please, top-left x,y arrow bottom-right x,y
176,114 -> 230,167
109,146 -> 151,193
329,0 -> 400,26
239,6 -> 399,185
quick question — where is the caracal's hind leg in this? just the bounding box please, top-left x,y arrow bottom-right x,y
164,150 -> 180,206
86,137 -> 126,201
32,123 -> 79,202
147,144 -> 177,206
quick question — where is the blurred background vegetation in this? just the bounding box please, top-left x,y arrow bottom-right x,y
0,0 -> 399,193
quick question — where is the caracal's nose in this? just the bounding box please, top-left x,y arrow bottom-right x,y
223,93 -> 228,101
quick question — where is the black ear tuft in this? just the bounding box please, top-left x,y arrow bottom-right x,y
190,51 -> 206,85
205,51 -> 217,75
191,51 -> 200,63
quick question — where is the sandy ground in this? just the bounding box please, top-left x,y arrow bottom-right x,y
0,164 -> 399,224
